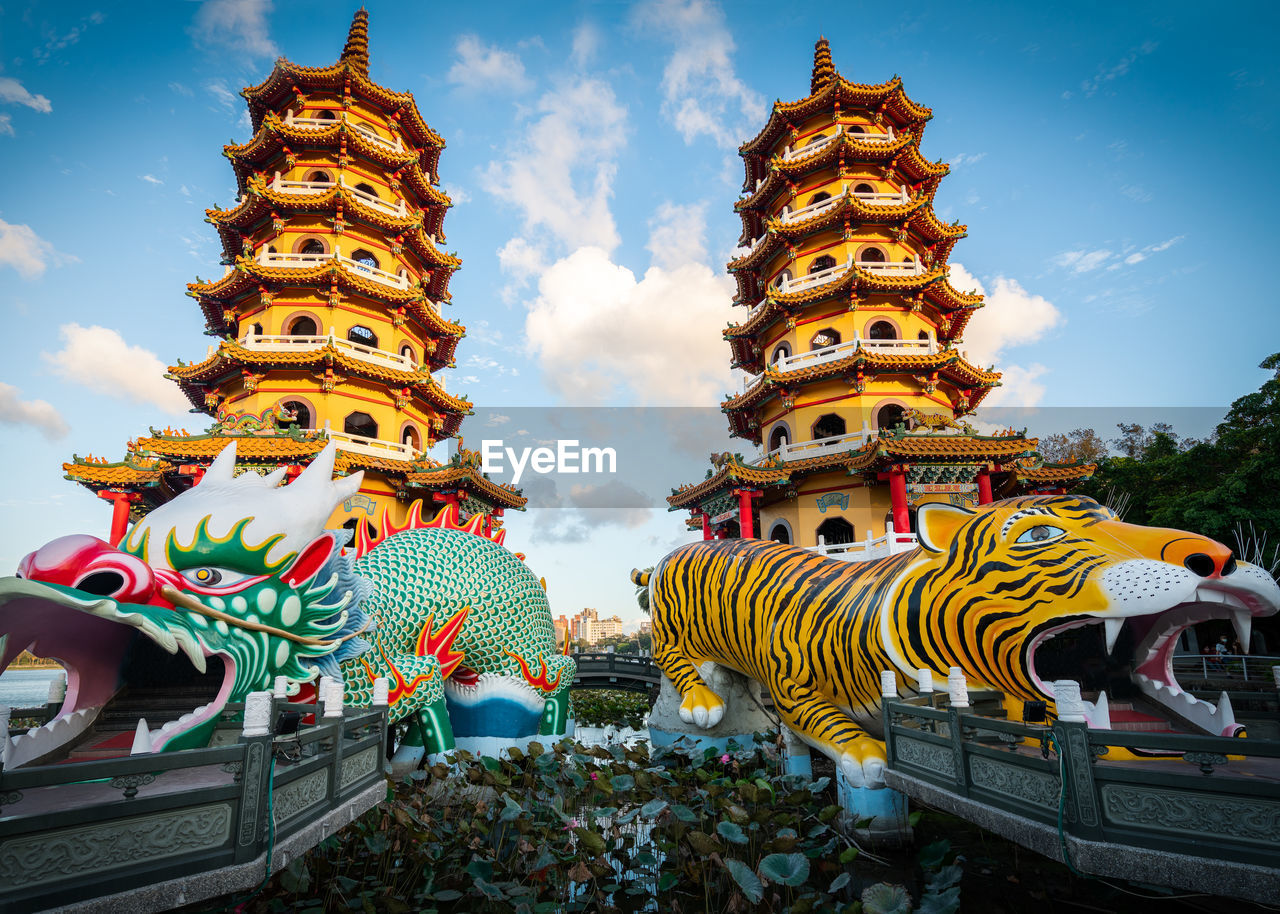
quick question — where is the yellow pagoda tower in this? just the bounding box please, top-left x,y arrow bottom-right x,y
669,39 -> 1092,555
65,10 -> 524,543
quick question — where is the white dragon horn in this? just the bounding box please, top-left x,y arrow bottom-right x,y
204,441 -> 238,482
261,465 -> 288,487
294,441 -> 339,492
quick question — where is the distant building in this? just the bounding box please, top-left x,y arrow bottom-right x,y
568,608 -> 626,645
554,615 -> 569,649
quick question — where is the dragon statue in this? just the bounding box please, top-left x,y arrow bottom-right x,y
633,495 -> 1280,788
0,442 -> 573,769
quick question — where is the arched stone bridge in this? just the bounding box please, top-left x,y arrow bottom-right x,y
570,652 -> 662,693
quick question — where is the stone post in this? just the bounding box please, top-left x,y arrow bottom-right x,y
1052,680 -> 1086,722
781,727 -> 812,778
323,681 -> 344,718
273,676 -> 290,700
372,677 -> 390,706
880,670 -> 898,698
243,691 -> 273,738
947,667 -> 969,708
916,668 -> 934,694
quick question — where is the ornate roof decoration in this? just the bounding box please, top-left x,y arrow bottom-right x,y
341,9 -> 370,76
811,37 -> 837,94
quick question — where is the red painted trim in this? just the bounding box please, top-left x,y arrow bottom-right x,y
797,481 -> 865,496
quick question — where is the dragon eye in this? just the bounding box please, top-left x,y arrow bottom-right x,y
180,567 -> 255,590
1016,525 -> 1064,544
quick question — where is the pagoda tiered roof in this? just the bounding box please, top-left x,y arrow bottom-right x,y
207,179 -> 459,273
188,252 -> 455,313
65,426 -> 525,514
224,114 -> 420,176
741,76 -> 932,160
668,426 -> 1094,510
239,10 -> 444,180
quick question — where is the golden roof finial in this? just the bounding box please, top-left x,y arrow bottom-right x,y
341,8 -> 370,76
811,35 -> 836,94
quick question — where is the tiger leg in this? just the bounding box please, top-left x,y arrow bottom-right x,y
770,681 -> 886,788
652,642 -> 725,728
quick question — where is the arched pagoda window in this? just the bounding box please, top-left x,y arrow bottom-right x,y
281,400 -> 312,429
400,343 -> 416,362
854,182 -> 875,194
342,516 -> 376,540
287,316 -> 318,336
348,325 -> 379,348
877,404 -> 907,432
770,522 -> 791,545
817,517 -> 855,546
773,269 -> 793,291
402,425 -> 421,450
344,412 -> 378,439
249,322 -> 264,337
350,249 -> 379,270
810,328 -> 840,349
860,247 -> 886,263
848,125 -> 866,135
306,170 -> 332,183
317,110 -> 337,121
918,330 -> 929,340
809,191 -> 832,206
771,342 -> 791,363
812,413 -> 847,440
869,321 -> 897,340
805,133 -> 828,146
809,254 -> 837,274
769,426 -> 789,451
300,239 -> 326,255
354,182 -> 378,197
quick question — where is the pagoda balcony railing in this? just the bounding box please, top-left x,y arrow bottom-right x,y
778,185 -> 913,226
283,109 -> 404,152
775,334 -> 938,373
858,258 -> 925,277
270,172 -> 408,218
808,522 -> 918,563
239,329 -> 419,372
759,429 -> 871,464
776,255 -> 853,294
323,423 -> 421,461
779,124 -> 895,162
256,247 -> 411,290
732,233 -> 769,260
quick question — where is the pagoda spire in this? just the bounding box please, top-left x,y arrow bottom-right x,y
341,8 -> 370,76
811,36 -> 836,94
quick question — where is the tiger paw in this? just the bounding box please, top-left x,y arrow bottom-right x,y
678,683 -> 726,728
839,746 -> 887,789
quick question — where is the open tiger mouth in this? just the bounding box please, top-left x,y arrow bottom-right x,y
0,578 -> 237,766
1027,578 -> 1277,736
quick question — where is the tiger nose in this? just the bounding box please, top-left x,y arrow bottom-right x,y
1164,537 -> 1236,578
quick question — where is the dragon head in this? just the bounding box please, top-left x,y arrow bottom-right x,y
0,443 -> 370,765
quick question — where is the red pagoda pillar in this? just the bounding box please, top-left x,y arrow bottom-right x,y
698,511 -> 712,541
977,470 -> 993,505
889,470 -> 909,534
735,489 -> 759,539
98,491 -> 140,546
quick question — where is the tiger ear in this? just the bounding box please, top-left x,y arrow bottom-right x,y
916,503 -> 974,553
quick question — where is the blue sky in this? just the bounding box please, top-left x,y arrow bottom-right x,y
1,0 -> 1277,626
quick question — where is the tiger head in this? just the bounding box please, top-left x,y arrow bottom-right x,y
889,494 -> 1280,736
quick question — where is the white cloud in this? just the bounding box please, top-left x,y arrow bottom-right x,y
982,364 -> 1049,408
169,81 -> 194,97
204,79 -> 238,113
139,174 -> 163,185
0,77 -> 52,113
949,262 -> 1063,369
0,382 -> 68,439
448,35 -> 532,92
646,202 -> 708,270
31,10 -> 105,63
189,0 -> 277,59
950,152 -> 987,168
0,218 -> 74,279
483,77 -> 628,253
1080,41 -> 1158,97
0,114 -> 12,137
42,324 -> 191,414
1052,249 -> 1113,273
571,23 -> 602,68
523,241 -> 735,406
633,0 -> 765,148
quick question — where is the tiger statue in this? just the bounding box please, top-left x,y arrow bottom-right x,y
632,495 -> 1280,788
